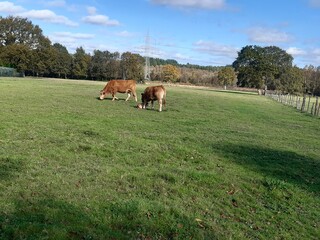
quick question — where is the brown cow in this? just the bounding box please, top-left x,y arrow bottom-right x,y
99,80 -> 137,101
141,85 -> 166,112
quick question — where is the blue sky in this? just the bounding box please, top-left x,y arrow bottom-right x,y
1,0 -> 320,67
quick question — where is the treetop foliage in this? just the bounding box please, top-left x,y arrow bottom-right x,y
150,57 -> 222,72
218,66 -> 237,87
0,16 -> 45,49
233,45 -> 294,89
161,64 -> 180,82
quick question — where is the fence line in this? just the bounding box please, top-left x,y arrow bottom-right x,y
265,92 -> 320,117
0,67 -> 22,77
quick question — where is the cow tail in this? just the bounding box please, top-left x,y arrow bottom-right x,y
163,90 -> 166,108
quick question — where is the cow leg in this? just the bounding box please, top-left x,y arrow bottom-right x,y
159,99 -> 163,112
151,100 -> 154,109
125,93 -> 131,101
112,94 -> 118,101
142,101 -> 147,109
133,91 -> 137,102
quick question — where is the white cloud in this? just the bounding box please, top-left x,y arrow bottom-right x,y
49,32 -> 95,53
150,0 -> 226,9
193,40 -> 239,65
82,15 -> 120,26
286,47 -> 320,67
286,47 -> 306,56
19,9 -> 78,27
246,27 -> 292,43
82,6 -> 120,26
0,1 -> 77,26
194,40 -> 238,57
50,36 -> 76,45
115,31 -> 134,37
53,32 -> 95,39
0,1 -> 25,13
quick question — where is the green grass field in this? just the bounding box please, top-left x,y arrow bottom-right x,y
0,77 -> 319,239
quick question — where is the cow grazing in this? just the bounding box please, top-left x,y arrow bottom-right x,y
99,80 -> 137,101
141,85 -> 166,112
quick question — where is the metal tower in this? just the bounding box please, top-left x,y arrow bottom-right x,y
144,32 -> 151,80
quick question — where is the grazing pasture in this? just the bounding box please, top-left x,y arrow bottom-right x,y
0,78 -> 319,239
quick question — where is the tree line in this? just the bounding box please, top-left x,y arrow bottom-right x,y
1,16 -> 320,95
0,16 -> 219,83
150,58 -> 222,71
232,45 -> 320,95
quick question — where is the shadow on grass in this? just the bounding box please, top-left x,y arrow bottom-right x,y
131,106 -> 169,112
130,102 -> 168,112
96,97 -> 124,101
212,143 -> 320,194
0,198 -> 100,239
105,199 -> 213,239
0,197 -> 214,239
0,156 -> 24,181
98,97 -> 130,102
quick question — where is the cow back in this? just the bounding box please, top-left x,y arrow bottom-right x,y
143,85 -> 166,100
103,80 -> 136,93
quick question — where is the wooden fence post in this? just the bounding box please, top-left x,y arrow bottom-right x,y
301,95 -> 306,112
285,94 -> 288,105
288,94 -> 291,106
307,95 -> 311,114
315,97 -> 319,115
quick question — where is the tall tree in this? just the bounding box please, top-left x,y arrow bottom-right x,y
233,45 -> 293,89
29,37 -> 55,77
218,66 -> 237,89
105,51 -> 120,80
0,44 -> 31,75
89,50 -> 120,80
303,65 -> 320,95
120,52 -> 144,80
0,16 -> 48,75
89,50 -> 106,80
277,66 -> 303,94
71,47 -> 91,79
52,43 -> 72,78
162,64 -> 180,82
0,16 -> 44,48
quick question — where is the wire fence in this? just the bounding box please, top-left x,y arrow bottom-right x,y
0,67 -> 22,77
265,92 -> 320,117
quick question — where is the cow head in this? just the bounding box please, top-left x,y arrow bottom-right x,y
99,90 -> 106,100
141,93 -> 147,108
